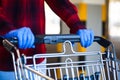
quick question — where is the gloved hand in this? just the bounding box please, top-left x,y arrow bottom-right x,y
4,27 -> 35,49
76,29 -> 94,48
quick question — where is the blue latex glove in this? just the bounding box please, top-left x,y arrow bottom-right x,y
76,29 -> 94,48
4,27 -> 35,49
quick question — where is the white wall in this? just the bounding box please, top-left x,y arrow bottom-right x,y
71,0 -> 105,5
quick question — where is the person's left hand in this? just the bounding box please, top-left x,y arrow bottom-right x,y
76,29 -> 94,48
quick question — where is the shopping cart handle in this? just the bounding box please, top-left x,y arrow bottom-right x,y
1,34 -> 111,48
94,36 -> 111,48
0,36 -> 17,52
0,36 -> 4,45
35,35 -> 111,48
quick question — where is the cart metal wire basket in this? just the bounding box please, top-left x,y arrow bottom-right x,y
1,34 -> 120,80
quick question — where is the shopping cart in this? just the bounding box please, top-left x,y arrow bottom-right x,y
1,34 -> 120,80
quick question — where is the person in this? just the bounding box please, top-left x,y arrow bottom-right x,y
0,0 -> 94,80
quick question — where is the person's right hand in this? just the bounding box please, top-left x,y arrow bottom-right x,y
4,27 -> 35,49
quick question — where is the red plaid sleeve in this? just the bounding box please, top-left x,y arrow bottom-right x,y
45,0 -> 86,34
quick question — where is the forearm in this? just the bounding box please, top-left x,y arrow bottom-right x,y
66,14 -> 86,33
45,0 -> 86,33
